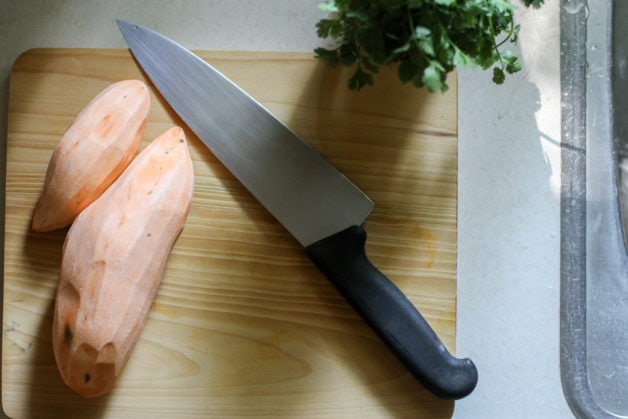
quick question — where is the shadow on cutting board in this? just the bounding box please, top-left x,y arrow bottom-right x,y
0,221 -> 113,417
21,229 -> 113,417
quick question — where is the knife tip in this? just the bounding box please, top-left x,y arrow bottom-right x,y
116,19 -> 136,33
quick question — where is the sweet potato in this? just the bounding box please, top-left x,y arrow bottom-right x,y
52,126 -> 194,397
32,79 -> 150,232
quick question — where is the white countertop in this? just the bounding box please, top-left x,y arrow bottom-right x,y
0,1 -> 572,417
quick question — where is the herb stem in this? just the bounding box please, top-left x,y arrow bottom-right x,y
495,17 -> 516,48
406,7 -> 421,54
484,0 -> 505,70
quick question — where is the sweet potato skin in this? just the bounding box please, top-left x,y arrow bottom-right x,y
32,79 -> 150,232
52,126 -> 194,397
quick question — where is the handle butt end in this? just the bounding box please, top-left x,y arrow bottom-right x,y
427,357 -> 478,400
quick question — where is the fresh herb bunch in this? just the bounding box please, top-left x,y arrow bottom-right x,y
314,0 -> 543,92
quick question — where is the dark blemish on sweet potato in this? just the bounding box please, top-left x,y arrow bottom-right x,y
64,325 -> 73,347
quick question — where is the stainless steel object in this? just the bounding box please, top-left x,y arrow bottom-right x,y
561,0 -> 628,417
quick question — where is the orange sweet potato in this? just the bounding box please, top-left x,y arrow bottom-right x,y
32,79 -> 150,232
52,126 -> 194,397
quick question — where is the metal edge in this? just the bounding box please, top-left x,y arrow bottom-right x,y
559,0 -> 623,417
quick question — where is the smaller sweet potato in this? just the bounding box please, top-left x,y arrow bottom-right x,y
32,79 -> 150,232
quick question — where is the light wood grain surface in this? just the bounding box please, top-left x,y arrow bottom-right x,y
3,49 -> 458,418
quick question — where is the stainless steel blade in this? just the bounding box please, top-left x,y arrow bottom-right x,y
117,20 -> 373,247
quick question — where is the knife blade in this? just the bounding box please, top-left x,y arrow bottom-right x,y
117,20 -> 477,400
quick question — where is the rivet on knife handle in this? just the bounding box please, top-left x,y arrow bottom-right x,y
305,225 -> 478,399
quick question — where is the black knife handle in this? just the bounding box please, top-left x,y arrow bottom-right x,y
305,225 -> 477,399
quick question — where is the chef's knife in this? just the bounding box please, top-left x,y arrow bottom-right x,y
117,20 -> 477,400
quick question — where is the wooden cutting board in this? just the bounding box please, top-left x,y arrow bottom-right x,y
2,48 -> 458,418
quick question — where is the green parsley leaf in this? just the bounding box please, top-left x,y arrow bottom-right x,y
318,0 -> 338,13
493,67 -> 506,84
501,50 -> 522,74
453,47 -> 477,69
349,66 -> 375,90
422,61 -> 447,92
314,47 -> 340,67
